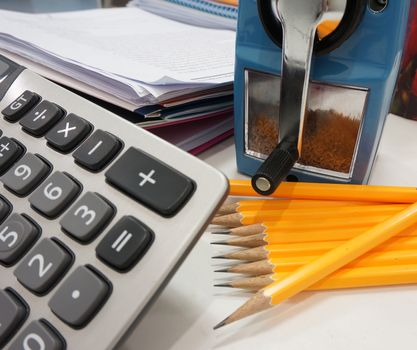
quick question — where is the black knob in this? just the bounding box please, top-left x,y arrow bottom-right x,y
252,140 -> 299,196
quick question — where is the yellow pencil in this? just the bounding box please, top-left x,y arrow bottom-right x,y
213,205 -> 405,227
217,199 -> 373,215
229,179 -> 417,203
215,236 -> 417,261
216,264 -> 417,291
214,201 -> 417,329
217,249 -> 417,275
214,215 -> 392,237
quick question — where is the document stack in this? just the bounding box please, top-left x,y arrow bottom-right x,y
0,5 -> 237,153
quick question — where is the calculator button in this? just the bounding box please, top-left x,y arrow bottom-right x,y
60,192 -> 114,242
0,136 -> 24,175
49,266 -> 111,328
14,238 -> 73,295
0,213 -> 39,266
29,171 -> 81,218
0,196 -> 12,222
9,320 -> 65,350
46,114 -> 92,153
96,216 -> 154,271
1,153 -> 50,196
0,289 -> 28,347
105,147 -> 195,217
19,100 -> 64,136
2,91 -> 40,122
73,130 -> 122,171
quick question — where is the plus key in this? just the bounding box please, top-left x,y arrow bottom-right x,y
0,136 -> 23,175
105,147 -> 195,217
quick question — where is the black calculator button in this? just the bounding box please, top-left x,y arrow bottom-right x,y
96,216 -> 154,272
19,100 -> 64,136
73,130 -> 122,171
2,91 -> 40,122
1,153 -> 50,196
46,114 -> 92,153
0,289 -> 28,347
49,265 -> 111,329
14,238 -> 73,295
29,171 -> 81,218
60,192 -> 114,242
0,196 -> 11,222
0,213 -> 39,266
0,136 -> 24,175
8,320 -> 65,350
105,147 -> 195,217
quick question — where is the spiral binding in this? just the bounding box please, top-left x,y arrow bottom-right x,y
163,0 -> 238,20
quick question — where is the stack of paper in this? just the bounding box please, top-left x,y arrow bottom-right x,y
128,0 -> 238,30
0,7 -> 236,152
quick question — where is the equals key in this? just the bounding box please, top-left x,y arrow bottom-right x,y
73,130 -> 122,172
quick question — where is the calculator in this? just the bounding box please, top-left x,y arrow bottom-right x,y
0,55 -> 228,349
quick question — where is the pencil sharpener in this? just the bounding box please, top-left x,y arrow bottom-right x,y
234,0 -> 412,184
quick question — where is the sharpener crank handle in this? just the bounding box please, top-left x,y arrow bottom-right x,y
252,0 -> 328,195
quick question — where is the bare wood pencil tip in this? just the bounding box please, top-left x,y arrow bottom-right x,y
213,318 -> 229,330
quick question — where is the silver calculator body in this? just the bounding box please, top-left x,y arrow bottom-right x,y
0,55 -> 228,349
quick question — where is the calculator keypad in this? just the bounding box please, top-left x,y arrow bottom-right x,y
2,90 -> 40,122
0,213 -> 39,266
1,153 -> 50,196
8,320 -> 65,350
49,266 -> 111,328
60,192 -> 114,242
14,238 -> 73,295
46,113 -> 92,153
0,289 -> 28,347
0,78 -> 215,349
29,171 -> 81,218
20,100 -> 64,136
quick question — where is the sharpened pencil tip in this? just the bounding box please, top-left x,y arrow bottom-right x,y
212,255 -> 227,259
211,241 -> 229,246
214,268 -> 231,273
214,318 -> 229,330
214,283 -> 232,288
210,231 -> 231,235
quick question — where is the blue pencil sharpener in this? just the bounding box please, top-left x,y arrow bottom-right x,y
234,0 -> 411,193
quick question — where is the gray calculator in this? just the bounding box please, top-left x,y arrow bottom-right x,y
0,55 -> 228,349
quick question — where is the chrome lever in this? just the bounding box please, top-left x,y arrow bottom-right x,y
252,0 -> 328,195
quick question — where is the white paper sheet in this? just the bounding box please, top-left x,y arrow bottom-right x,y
0,8 -> 235,85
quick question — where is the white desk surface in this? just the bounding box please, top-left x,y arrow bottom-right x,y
122,114 -> 417,350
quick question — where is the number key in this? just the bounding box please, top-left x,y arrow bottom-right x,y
0,213 -> 39,266
0,289 -> 28,347
29,172 -> 81,218
14,238 -> 73,295
1,153 -> 50,196
8,320 -> 65,350
60,192 -> 114,242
